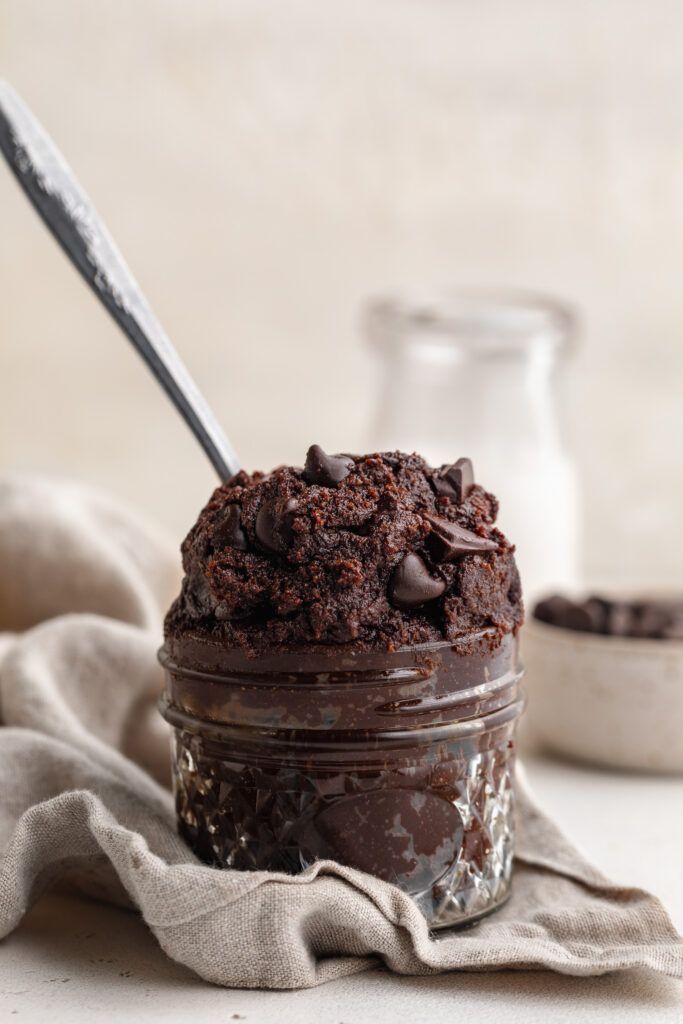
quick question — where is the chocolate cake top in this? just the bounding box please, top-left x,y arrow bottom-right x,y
164,447 -> 523,656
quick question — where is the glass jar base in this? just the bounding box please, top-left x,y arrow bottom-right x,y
171,724 -> 517,930
429,889 -> 512,933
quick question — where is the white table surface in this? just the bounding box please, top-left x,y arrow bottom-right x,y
2,753 -> 682,1023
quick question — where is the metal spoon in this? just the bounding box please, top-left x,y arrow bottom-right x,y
0,81 -> 240,482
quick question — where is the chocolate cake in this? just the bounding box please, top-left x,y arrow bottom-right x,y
165,447 -> 523,655
160,448 -> 525,929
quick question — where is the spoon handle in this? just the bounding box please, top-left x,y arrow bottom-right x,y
0,82 -> 240,482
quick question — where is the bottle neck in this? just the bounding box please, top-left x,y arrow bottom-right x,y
374,338 -> 564,467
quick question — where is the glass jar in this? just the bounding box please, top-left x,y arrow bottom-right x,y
364,289 -> 579,602
159,630 -> 524,930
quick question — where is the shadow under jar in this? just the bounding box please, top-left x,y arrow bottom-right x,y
159,630 -> 524,930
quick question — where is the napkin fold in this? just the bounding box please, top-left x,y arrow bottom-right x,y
0,476 -> 681,989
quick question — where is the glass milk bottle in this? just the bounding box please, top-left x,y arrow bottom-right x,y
364,290 -> 580,602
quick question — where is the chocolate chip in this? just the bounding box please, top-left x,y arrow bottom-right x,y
583,596 -> 611,633
426,515 -> 497,563
255,502 -> 278,552
212,505 -> 248,551
536,595 -> 601,633
389,553 -> 446,610
534,595 -> 575,627
432,458 -> 475,503
605,601 -> 633,637
662,611 -> 683,640
533,594 -> 682,639
632,603 -> 672,639
255,498 -> 298,554
563,604 -> 599,633
303,445 -> 354,487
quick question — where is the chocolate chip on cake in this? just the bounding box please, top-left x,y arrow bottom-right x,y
303,444 -> 354,487
212,505 -> 248,552
426,514 -> 497,562
389,553 -> 446,609
255,498 -> 298,554
432,458 -> 475,503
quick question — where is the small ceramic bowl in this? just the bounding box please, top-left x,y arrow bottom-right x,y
521,618 -> 683,773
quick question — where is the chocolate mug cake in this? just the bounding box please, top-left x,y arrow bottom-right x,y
159,448 -> 524,928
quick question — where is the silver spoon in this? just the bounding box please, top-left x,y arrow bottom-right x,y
0,81 -> 240,482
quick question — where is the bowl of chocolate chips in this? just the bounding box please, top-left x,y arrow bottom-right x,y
523,593 -> 683,772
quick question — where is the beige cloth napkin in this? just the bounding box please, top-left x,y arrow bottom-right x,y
0,476 -> 681,990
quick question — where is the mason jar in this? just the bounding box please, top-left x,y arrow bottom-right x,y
159,629 -> 524,929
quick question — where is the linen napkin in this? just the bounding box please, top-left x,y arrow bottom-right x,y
0,475 -> 681,990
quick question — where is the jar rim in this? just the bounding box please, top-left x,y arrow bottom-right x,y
160,626 -> 516,677
364,287 -> 576,356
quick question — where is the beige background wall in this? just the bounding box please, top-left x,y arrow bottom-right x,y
1,0 -> 682,588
